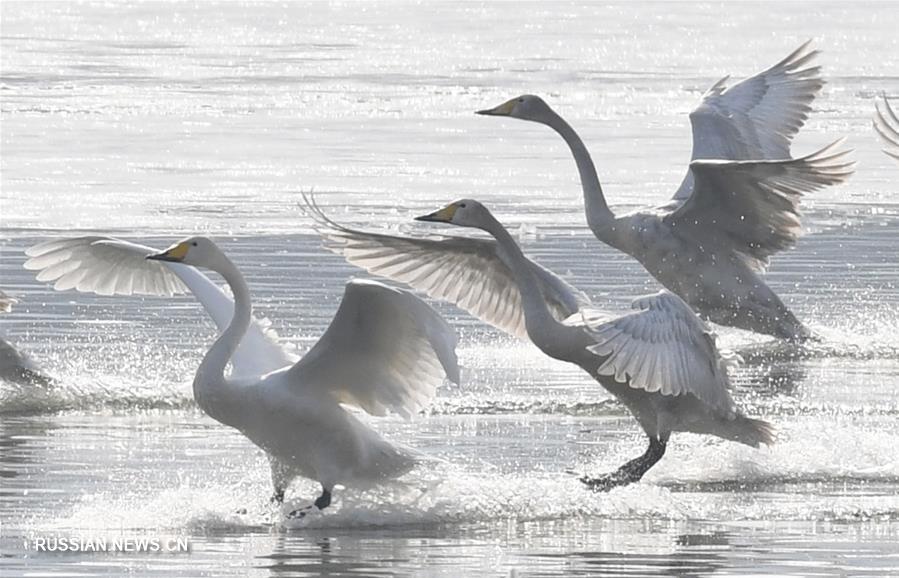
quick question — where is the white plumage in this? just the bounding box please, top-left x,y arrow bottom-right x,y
306,195 -> 588,339
0,290 -> 53,386
667,140 -> 854,270
477,42 -> 854,341
585,292 -> 735,416
25,236 -> 294,378
309,197 -> 772,490
874,95 -> 899,162
674,40 -> 824,199
25,236 -> 460,514
26,237 -> 189,297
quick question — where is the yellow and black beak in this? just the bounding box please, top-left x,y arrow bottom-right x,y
476,97 -> 517,116
415,203 -> 458,223
146,242 -> 190,262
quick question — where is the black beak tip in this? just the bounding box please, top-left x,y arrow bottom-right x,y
414,214 -> 433,222
475,109 -> 492,116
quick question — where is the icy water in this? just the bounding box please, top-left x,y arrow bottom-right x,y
2,1 -> 899,576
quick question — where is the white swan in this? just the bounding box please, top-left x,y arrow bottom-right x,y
477,42 -> 854,341
307,197 -> 773,489
25,236 -> 459,513
0,290 -> 53,387
874,95 -> 899,162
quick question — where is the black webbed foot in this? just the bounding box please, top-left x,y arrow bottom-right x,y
314,489 -> 332,510
579,471 -> 633,492
579,436 -> 668,492
287,505 -> 314,519
286,487 -> 332,519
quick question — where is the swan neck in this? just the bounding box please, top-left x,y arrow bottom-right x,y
481,214 -> 571,359
194,253 -> 251,426
544,110 -> 616,238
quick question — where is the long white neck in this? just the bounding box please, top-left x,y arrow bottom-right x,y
479,213 -> 578,362
193,252 -> 251,427
542,109 -> 618,242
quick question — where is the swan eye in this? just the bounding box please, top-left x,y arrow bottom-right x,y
191,242 -> 198,247
518,98 -> 524,103
458,203 -> 467,208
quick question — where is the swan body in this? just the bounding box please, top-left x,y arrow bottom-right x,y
0,290 -> 53,387
308,197 -> 772,489
477,42 -> 854,340
26,236 -> 459,512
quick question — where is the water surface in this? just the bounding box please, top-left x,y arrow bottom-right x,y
2,2 -> 899,576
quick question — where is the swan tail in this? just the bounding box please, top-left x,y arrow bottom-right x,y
722,415 -> 776,448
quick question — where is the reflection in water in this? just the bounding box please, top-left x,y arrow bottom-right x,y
261,534 -> 401,577
0,416 -> 55,484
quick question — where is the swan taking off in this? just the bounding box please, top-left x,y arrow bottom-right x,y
874,95 -> 899,162
25,236 -> 459,515
307,197 -> 772,489
477,42 -> 854,341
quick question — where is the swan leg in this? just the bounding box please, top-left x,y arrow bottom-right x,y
287,486 -> 333,519
268,457 -> 291,505
580,436 -> 667,492
314,488 -> 332,510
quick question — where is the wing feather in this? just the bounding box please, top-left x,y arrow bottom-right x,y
874,95 -> 899,162
303,196 -> 590,339
585,292 -> 736,414
24,236 -> 295,377
674,40 -> 824,199
664,140 -> 854,269
287,279 -> 459,418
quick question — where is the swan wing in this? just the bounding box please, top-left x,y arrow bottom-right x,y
674,41 -> 823,200
287,279 -> 459,418
874,95 -> 899,162
25,237 -> 189,296
664,140 -> 854,270
24,236 -> 296,376
585,291 -> 736,415
0,290 -> 17,313
305,197 -> 589,339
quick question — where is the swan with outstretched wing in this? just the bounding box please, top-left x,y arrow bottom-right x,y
477,41 -> 853,341
307,196 -> 771,490
25,236 -> 459,515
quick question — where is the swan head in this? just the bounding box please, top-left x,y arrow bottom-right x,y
146,236 -> 221,267
477,94 -> 553,123
415,199 -> 492,229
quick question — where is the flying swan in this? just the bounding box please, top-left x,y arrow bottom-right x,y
24,236 -> 459,515
477,41 -> 854,341
306,196 -> 773,489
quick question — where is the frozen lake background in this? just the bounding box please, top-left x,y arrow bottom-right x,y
2,1 -> 899,576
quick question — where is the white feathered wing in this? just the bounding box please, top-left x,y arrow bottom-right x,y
24,236 -> 296,377
674,40 -> 824,199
